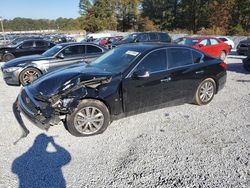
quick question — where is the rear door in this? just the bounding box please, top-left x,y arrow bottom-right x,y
148,33 -> 158,42
48,44 -> 85,71
84,44 -> 104,63
161,47 -> 206,103
34,40 -> 50,54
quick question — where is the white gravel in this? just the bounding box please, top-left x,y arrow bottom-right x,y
0,57 -> 250,188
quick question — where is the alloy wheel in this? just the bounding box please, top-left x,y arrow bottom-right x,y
74,106 -> 104,135
199,81 -> 215,103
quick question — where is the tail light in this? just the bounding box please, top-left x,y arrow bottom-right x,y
219,62 -> 227,70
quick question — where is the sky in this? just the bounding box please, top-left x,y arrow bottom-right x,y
0,0 -> 80,20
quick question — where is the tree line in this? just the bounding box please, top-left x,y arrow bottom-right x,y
2,0 -> 250,35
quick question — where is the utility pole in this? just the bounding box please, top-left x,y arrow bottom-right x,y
0,17 -> 6,45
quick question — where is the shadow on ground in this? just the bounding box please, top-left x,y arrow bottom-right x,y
12,134 -> 71,188
227,63 -> 250,74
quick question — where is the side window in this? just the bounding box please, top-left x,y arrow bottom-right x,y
86,45 -> 102,54
210,39 -> 219,45
21,41 -> 34,48
192,50 -> 204,64
35,41 -> 47,47
61,45 -> 85,56
135,49 -> 166,73
199,39 -> 209,46
148,33 -> 158,41
167,48 -> 193,69
136,33 -> 148,42
158,33 -> 171,42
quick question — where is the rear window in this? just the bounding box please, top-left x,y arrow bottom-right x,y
167,48 -> 193,69
158,33 -> 171,42
148,33 -> 158,41
86,45 -> 103,53
192,50 -> 204,64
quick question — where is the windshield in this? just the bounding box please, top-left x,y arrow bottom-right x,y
42,45 -> 63,57
176,38 -> 199,46
89,47 -> 140,73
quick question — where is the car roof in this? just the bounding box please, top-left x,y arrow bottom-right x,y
54,42 -> 107,50
117,42 -> 194,52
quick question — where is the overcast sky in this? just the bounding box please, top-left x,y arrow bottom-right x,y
0,0 -> 80,20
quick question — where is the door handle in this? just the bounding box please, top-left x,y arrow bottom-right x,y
161,77 -> 172,83
195,70 -> 204,74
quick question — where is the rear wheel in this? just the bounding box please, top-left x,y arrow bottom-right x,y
219,51 -> 226,61
66,99 -> 110,137
3,53 -> 15,62
19,67 -> 41,85
194,78 -> 216,105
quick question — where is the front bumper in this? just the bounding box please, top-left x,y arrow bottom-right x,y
1,67 -> 21,86
17,88 -> 60,130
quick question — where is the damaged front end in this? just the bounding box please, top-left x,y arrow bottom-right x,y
13,76 -> 112,139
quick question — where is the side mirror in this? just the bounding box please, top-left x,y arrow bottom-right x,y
56,53 -> 64,59
197,44 -> 205,48
132,70 -> 150,79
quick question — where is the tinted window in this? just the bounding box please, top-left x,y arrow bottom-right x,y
21,41 -> 34,48
136,34 -> 148,42
135,49 -> 167,73
199,39 -> 209,46
219,37 -> 227,42
149,33 -> 158,41
35,41 -> 47,47
192,50 -> 203,64
62,45 -> 85,56
167,48 -> 193,69
210,39 -> 219,45
158,33 -> 171,42
86,45 -> 102,53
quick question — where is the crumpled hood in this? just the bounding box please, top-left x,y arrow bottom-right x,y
3,55 -> 52,68
27,65 -> 112,98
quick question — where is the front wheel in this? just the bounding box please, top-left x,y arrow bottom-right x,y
194,78 -> 216,105
66,99 -> 110,137
19,67 -> 41,86
3,53 -> 15,62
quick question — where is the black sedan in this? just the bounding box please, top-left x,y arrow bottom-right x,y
1,42 -> 107,86
0,39 -> 54,62
15,43 -> 227,137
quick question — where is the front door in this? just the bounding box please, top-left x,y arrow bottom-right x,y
122,49 -> 167,113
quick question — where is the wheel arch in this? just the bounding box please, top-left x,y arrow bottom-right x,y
18,66 -> 43,83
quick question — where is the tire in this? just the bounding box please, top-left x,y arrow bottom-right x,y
3,53 -> 15,62
219,51 -> 226,61
243,64 -> 250,72
19,67 -> 42,86
194,78 -> 216,105
66,99 -> 110,137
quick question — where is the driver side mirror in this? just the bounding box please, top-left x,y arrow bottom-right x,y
56,53 -> 64,59
132,70 -> 150,79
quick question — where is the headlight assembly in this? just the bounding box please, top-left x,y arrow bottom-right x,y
5,67 -> 20,72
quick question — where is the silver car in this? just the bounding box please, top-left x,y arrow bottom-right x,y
1,42 -> 107,86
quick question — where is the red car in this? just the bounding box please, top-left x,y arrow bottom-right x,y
175,36 -> 230,60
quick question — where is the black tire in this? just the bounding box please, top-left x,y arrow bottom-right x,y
243,64 -> 250,72
194,78 -> 216,105
219,51 -> 226,61
3,53 -> 15,62
66,99 -> 110,137
19,67 -> 42,86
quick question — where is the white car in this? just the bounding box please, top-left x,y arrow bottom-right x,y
217,36 -> 235,49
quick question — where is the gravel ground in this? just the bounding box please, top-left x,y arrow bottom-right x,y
0,57 -> 249,188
